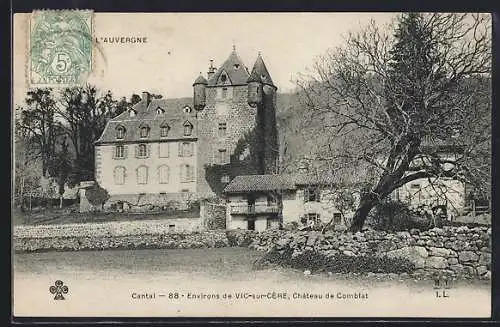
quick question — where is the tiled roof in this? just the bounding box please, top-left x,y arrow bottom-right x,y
95,97 -> 197,144
208,50 -> 250,86
194,74 -> 208,85
248,53 -> 275,87
223,175 -> 294,193
223,173 -> 340,193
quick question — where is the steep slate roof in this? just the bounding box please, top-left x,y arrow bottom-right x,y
248,53 -> 275,87
223,173 -> 340,193
95,97 -> 196,144
208,50 -> 250,86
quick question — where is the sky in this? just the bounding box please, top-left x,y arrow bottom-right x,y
13,12 -> 397,106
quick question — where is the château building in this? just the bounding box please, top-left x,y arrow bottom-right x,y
93,48 -> 278,209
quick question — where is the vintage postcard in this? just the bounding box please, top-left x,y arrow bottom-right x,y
12,12 -> 492,318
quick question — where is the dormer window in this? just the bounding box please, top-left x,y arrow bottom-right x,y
129,109 -> 136,117
160,125 -> 170,137
116,126 -> 126,139
140,126 -> 150,138
233,64 -> 240,70
220,74 -> 227,83
156,107 -> 165,115
183,121 -> 193,136
183,105 -> 192,114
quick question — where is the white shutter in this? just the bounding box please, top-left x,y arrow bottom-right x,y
135,145 -> 138,158
123,145 -> 128,159
178,142 -> 182,157
147,144 -> 151,158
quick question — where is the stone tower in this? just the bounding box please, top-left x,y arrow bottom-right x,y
193,48 -> 278,196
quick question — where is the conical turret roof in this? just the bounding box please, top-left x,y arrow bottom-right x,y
208,48 -> 250,86
248,53 -> 275,87
193,73 -> 208,85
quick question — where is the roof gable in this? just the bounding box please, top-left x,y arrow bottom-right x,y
208,50 -> 250,86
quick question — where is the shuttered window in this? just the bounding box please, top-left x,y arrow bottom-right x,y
180,164 -> 195,183
137,166 -> 148,184
159,143 -> 169,158
114,166 -> 126,185
178,142 -> 193,157
158,165 -> 169,184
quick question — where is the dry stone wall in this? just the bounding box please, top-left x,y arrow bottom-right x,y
244,226 -> 491,278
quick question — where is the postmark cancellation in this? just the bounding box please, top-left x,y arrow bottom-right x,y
29,10 -> 93,87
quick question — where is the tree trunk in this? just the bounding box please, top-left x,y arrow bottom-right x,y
349,194 -> 378,232
59,195 -> 63,209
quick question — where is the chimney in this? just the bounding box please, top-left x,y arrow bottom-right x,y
142,91 -> 151,107
207,60 -> 216,80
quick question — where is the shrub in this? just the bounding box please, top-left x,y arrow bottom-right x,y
255,246 -> 415,274
85,183 -> 110,209
370,200 -> 431,231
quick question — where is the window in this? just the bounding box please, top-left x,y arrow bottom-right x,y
222,87 -> 228,98
307,213 -> 321,224
304,187 -> 320,202
183,121 -> 193,136
221,175 -> 230,183
183,105 -> 192,114
410,183 -> 421,189
180,164 -> 195,183
129,109 -> 136,117
158,165 -> 170,184
114,166 -> 126,185
140,126 -> 149,138
114,145 -> 125,158
116,126 -> 125,139
136,166 -> 148,184
218,122 -> 227,137
179,142 -> 193,157
217,149 -> 229,164
220,74 -> 227,83
160,125 -> 169,137
159,142 -> 169,158
156,107 -> 165,115
333,213 -> 342,224
137,144 -> 148,157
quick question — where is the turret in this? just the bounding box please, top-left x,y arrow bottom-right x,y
247,69 -> 263,108
193,73 -> 208,111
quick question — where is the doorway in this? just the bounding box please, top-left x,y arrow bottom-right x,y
247,219 -> 255,231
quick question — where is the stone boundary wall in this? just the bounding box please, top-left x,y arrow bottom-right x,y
241,226 -> 491,278
14,221 -> 491,279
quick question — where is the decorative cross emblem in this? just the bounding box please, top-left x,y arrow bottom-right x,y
49,280 -> 69,300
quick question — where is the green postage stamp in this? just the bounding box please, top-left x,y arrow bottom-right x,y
29,10 -> 93,86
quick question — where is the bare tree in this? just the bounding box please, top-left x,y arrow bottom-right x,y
297,13 -> 491,231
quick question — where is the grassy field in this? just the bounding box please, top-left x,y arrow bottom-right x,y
13,247 -> 491,317
12,205 -> 199,226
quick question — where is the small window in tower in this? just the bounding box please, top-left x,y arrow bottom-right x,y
221,175 -> 230,183
261,74 -> 267,81
234,64 -> 240,70
183,105 -> 192,114
218,122 -> 227,136
220,74 -> 227,83
222,87 -> 228,98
